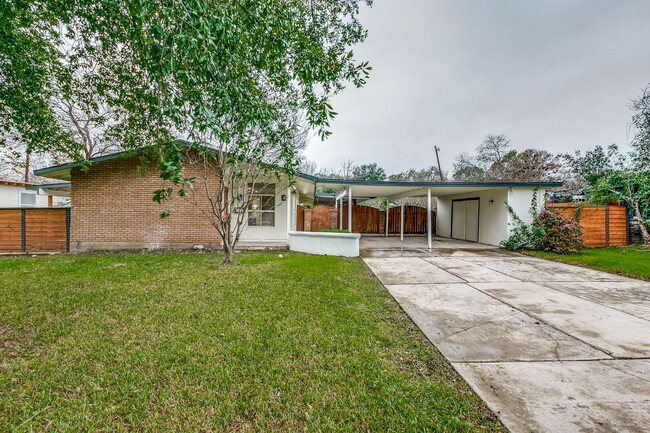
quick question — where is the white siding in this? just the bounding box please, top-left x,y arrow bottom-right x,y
506,187 -> 546,236
238,181 -> 290,242
0,185 -> 51,208
436,188 -> 509,246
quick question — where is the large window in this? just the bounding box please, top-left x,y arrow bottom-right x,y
247,183 -> 275,226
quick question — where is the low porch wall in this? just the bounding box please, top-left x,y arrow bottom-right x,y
288,231 -> 360,257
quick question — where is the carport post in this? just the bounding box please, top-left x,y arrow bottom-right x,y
427,188 -> 432,250
286,187 -> 292,235
339,197 -> 343,229
348,187 -> 352,232
384,198 -> 389,237
400,199 -> 404,241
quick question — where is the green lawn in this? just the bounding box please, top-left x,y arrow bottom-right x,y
0,252 -> 503,432
526,245 -> 650,280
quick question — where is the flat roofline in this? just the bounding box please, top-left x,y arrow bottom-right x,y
25,182 -> 71,190
34,145 -> 318,183
315,178 -> 563,188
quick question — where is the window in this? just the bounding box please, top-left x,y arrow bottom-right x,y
247,183 -> 276,226
20,192 -> 36,208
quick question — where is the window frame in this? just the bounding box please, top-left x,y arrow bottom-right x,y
247,183 -> 276,227
20,192 -> 37,208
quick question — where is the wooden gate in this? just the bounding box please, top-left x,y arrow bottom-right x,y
310,204 -> 333,232
341,205 -> 435,234
0,208 -> 70,253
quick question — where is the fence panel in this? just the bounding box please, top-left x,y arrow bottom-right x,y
546,204 -> 627,247
0,208 -> 69,253
0,210 -> 22,252
339,205 -> 435,235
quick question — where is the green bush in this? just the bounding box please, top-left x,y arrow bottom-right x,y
320,228 -> 350,233
533,210 -> 584,254
501,190 -> 583,254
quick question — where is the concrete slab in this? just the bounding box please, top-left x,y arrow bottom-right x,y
363,247 -> 650,433
363,257 -> 464,284
422,257 -> 520,282
387,283 -> 608,362
473,282 -> 650,358
467,256 -> 632,282
454,360 -> 650,433
539,281 -> 650,321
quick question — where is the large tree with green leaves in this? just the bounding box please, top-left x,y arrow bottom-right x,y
568,86 -> 650,244
1,0 -> 372,261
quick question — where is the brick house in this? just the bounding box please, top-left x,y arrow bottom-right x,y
34,149 -> 317,251
34,148 -> 560,251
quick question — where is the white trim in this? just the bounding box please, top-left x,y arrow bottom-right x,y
427,188 -> 432,250
385,198 -> 389,237
400,199 -> 404,241
347,187 -> 352,232
286,187 -> 291,236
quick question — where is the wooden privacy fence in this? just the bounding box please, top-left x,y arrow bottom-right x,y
546,203 -> 627,247
0,208 -> 70,253
340,205 -> 435,235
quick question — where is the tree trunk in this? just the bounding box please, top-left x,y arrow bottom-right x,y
222,242 -> 234,264
221,229 -> 235,264
633,203 -> 650,245
24,151 -> 30,183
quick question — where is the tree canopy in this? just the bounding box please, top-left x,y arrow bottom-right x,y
1,0 -> 372,178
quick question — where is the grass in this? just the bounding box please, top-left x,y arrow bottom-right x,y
525,245 -> 650,280
0,252 -> 503,432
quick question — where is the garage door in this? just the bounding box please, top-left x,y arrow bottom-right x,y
451,198 -> 479,242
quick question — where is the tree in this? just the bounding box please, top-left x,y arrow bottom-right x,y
299,158 -> 319,176
2,1 -> 372,263
389,166 -> 444,182
631,85 -> 650,166
453,134 -> 512,181
352,163 -> 386,181
476,134 -> 511,166
562,144 -> 622,185
589,170 -> 650,244
498,149 -> 562,182
452,152 -> 485,182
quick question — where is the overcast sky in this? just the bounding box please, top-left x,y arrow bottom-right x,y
303,0 -> 650,175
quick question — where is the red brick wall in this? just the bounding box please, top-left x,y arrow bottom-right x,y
71,155 -> 221,250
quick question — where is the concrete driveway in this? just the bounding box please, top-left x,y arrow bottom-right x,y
362,237 -> 650,433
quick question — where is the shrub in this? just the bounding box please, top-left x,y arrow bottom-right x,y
500,189 -> 584,254
320,228 -> 350,233
532,210 -> 584,254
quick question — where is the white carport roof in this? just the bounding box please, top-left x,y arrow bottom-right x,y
313,178 -> 562,200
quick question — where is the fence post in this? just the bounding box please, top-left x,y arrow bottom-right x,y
20,209 -> 26,253
605,206 -> 610,247
66,208 -> 71,252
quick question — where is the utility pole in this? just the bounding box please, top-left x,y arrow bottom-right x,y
434,146 -> 444,181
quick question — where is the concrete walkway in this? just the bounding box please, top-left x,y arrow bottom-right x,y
362,238 -> 650,433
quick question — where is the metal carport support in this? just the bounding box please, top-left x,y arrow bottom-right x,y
427,188 -> 432,250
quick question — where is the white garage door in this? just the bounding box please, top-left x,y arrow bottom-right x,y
451,198 -> 479,242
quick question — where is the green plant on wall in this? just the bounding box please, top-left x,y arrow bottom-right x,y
501,189 -> 584,254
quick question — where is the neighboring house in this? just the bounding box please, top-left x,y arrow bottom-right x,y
34,148 -> 560,252
0,179 -> 70,208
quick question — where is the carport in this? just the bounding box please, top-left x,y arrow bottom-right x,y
313,179 -> 561,248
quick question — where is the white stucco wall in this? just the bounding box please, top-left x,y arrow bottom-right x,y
436,187 -> 546,246
288,231 -> 360,257
436,188 -> 509,246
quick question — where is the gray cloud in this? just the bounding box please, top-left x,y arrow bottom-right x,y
304,0 -> 650,174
